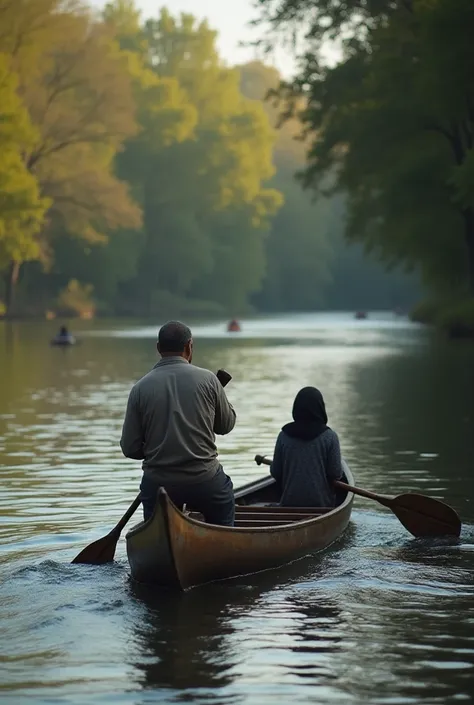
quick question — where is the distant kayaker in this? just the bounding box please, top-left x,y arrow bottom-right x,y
51,325 -> 75,346
227,319 -> 241,333
270,387 -> 343,507
120,320 -> 236,525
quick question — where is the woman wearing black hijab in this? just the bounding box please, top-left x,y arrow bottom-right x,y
270,387 -> 343,507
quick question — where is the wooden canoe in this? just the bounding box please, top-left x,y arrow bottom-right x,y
50,334 -> 76,346
126,461 -> 354,590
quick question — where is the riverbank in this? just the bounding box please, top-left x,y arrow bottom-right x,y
410,298 -> 474,339
0,294 -> 235,322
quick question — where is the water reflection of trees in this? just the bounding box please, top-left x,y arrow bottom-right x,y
331,342 -> 474,514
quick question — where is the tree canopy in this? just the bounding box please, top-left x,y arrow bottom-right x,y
253,0 -> 474,306
0,0 -> 140,313
0,54 -> 49,272
0,0 -> 419,318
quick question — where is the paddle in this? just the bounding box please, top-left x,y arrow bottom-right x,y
71,495 -> 142,564
254,454 -> 461,538
72,368 -> 233,564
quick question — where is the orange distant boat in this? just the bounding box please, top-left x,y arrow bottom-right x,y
354,311 -> 368,320
227,319 -> 241,333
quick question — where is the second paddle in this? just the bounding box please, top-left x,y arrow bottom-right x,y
254,454 -> 461,538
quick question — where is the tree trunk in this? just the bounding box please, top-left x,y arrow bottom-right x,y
463,209 -> 474,296
463,208 -> 474,297
4,260 -> 21,317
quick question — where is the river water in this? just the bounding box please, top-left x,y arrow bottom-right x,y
1,312 -> 473,704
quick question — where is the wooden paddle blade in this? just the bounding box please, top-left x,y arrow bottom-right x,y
71,530 -> 119,564
389,493 -> 461,538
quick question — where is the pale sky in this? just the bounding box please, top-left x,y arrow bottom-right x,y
91,0 -> 297,77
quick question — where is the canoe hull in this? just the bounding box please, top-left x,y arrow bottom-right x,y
126,465 -> 354,590
51,336 -> 76,346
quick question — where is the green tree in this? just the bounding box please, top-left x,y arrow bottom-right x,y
240,61 -> 335,310
105,5 -> 282,314
254,0 -> 474,301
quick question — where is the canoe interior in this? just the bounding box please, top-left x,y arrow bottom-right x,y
230,467 -> 350,516
187,504 -> 335,527
234,474 -> 281,505
132,466 -> 352,532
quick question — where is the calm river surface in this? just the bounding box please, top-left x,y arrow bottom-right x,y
1,312 -> 474,705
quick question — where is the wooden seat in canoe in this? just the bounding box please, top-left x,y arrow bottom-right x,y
185,505 -> 333,526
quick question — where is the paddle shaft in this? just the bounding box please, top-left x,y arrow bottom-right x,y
334,480 -> 391,506
112,494 -> 142,535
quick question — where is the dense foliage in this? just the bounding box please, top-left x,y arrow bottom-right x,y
0,0 -> 415,318
253,0 -> 474,330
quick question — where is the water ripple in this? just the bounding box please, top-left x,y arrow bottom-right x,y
1,314 -> 474,704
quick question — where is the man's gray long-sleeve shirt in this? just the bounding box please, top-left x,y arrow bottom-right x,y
120,357 -> 236,485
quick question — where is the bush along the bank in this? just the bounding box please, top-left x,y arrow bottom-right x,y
411,298 -> 474,339
437,299 -> 474,339
410,299 -> 444,326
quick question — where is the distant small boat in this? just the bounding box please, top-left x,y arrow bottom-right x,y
227,319 -> 241,333
51,334 -> 76,346
354,311 -> 367,320
51,327 -> 76,346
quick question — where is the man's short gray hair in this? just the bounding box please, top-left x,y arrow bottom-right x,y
158,321 -> 192,353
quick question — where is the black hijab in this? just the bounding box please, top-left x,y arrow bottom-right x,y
282,386 -> 329,441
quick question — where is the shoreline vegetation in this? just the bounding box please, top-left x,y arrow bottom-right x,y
410,298 -> 474,340
4,297 -> 474,341
1,301 -> 474,342
3,282 -> 474,340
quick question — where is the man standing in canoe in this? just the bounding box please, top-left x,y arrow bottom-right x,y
120,321 -> 236,525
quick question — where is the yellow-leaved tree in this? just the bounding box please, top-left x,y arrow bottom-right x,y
0,0 -> 141,314
0,53 -> 50,312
